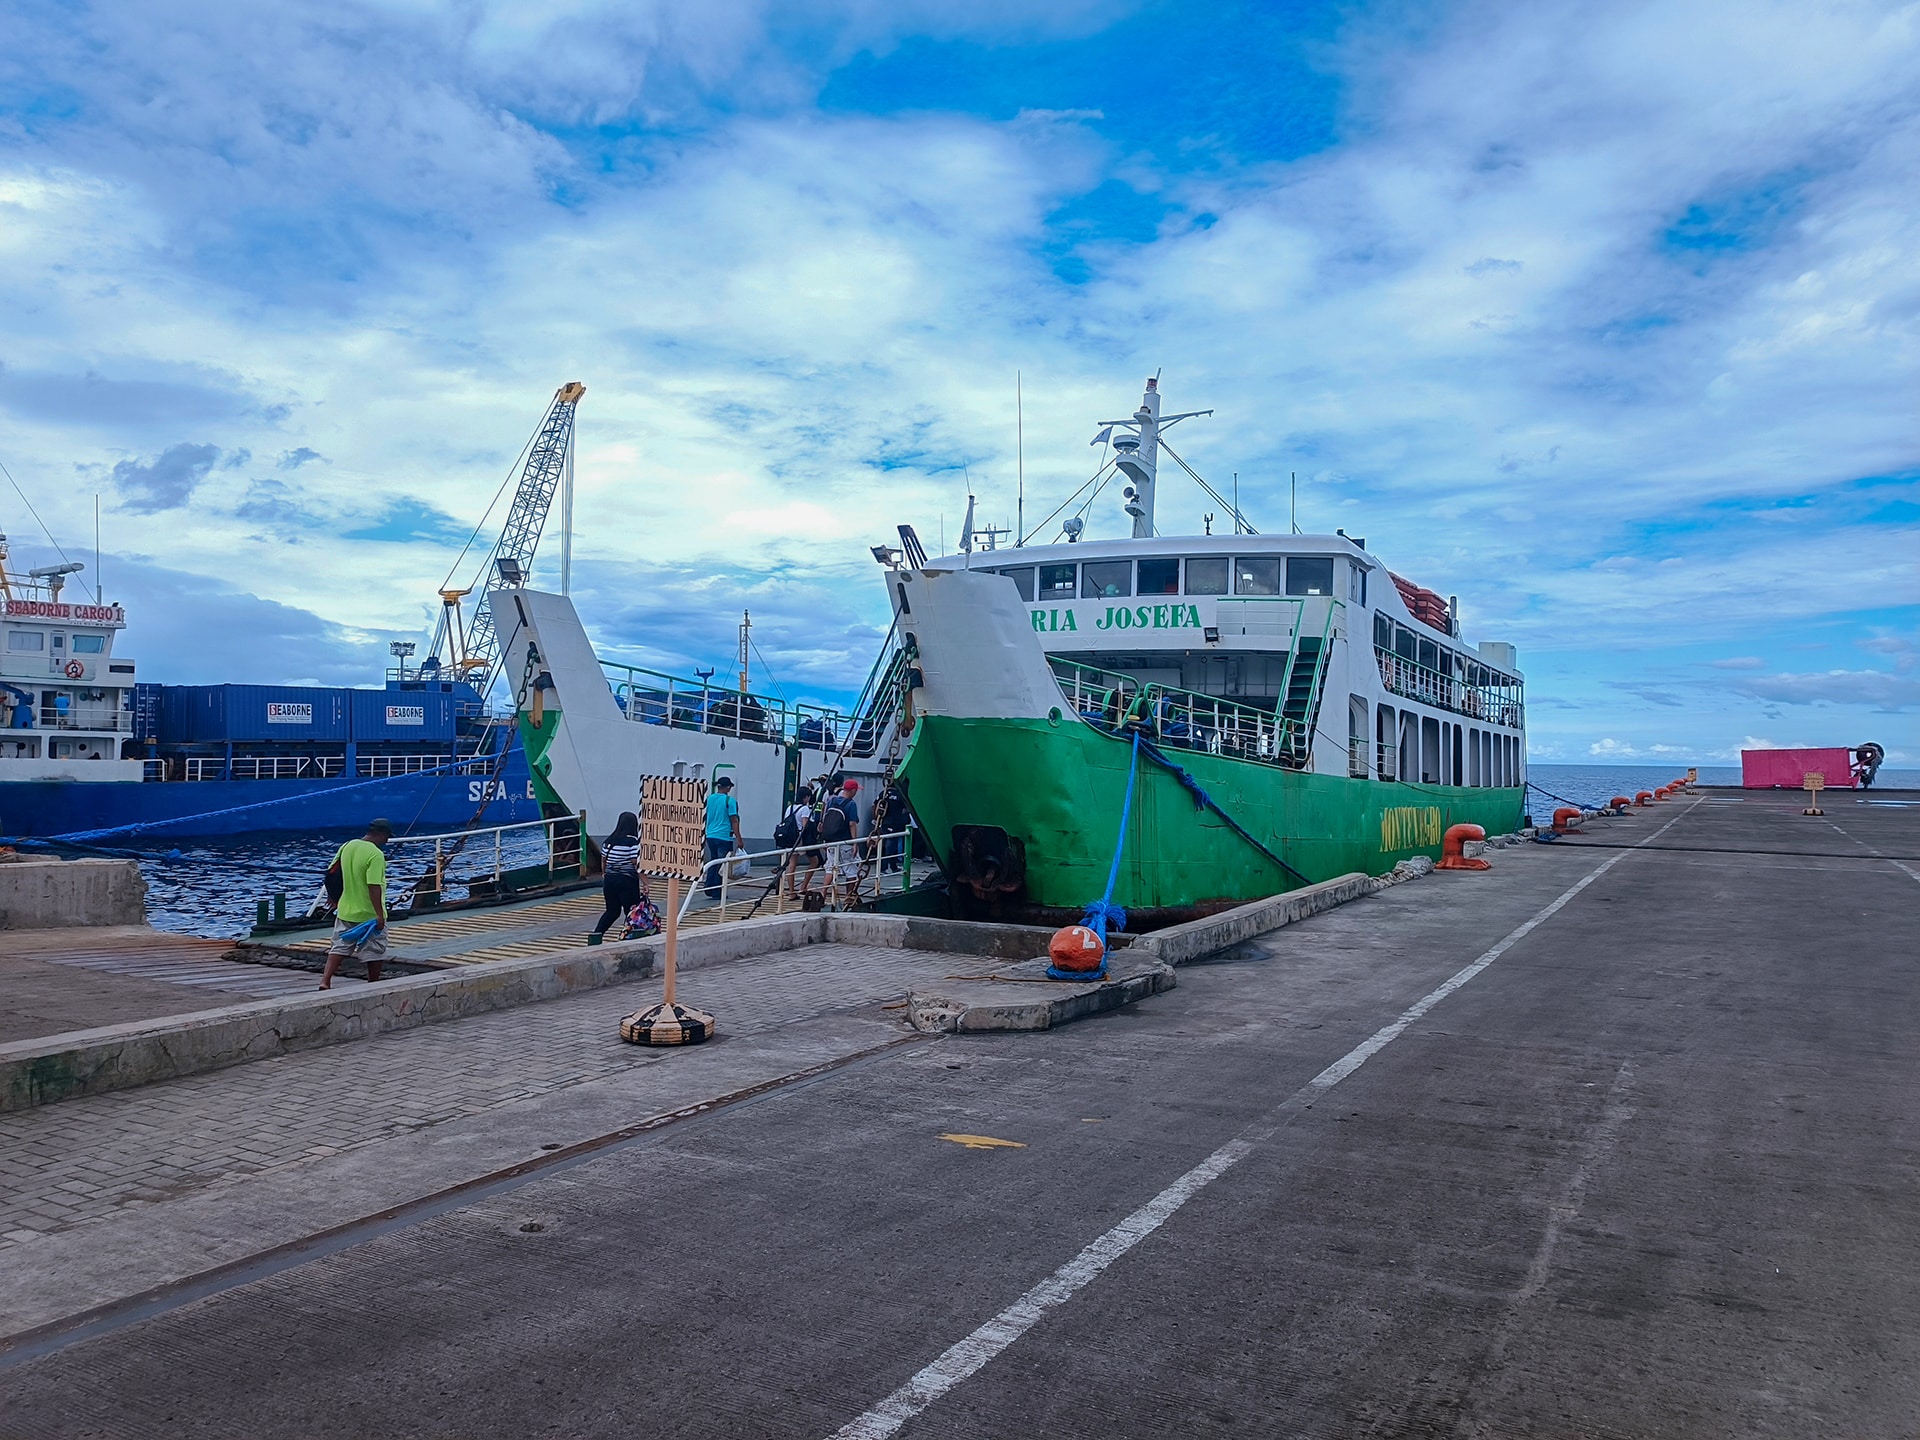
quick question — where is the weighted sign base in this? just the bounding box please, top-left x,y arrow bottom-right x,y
620,1000 -> 715,1046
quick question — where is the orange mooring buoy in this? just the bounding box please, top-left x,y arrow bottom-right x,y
1047,925 -> 1105,974
1436,822 -> 1492,870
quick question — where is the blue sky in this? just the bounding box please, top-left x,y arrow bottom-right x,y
0,0 -> 1915,762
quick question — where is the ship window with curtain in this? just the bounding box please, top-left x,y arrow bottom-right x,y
1286,557 -> 1335,596
1184,557 -> 1229,595
1394,625 -> 1415,661
7,631 -> 43,651
1137,558 -> 1180,595
1418,637 -> 1439,671
1374,613 -> 1391,648
996,566 -> 1035,602
1234,557 -> 1281,595
72,634 -> 106,654
1038,564 -> 1077,601
1080,561 -> 1132,599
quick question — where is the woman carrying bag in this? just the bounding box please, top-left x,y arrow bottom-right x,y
591,811 -> 643,941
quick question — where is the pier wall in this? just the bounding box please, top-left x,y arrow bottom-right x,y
0,858 -> 146,930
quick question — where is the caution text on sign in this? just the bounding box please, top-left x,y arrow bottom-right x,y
640,775 -> 708,881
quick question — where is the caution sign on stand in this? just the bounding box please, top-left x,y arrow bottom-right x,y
621,775 -> 716,1047
1801,771 -> 1825,817
639,775 -> 707,882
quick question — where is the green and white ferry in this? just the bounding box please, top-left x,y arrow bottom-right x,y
885,377 -> 1527,922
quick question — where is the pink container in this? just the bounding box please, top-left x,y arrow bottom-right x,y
1740,747 -> 1856,789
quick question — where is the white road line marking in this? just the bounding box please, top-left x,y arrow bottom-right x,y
1818,814 -> 1920,885
831,803 -> 1700,1440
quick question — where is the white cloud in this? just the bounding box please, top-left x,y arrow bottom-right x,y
0,0 -> 1914,742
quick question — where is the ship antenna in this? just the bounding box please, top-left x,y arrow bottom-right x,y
1016,372 -> 1024,548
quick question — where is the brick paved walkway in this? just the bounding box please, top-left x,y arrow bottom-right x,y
0,943 -> 963,1248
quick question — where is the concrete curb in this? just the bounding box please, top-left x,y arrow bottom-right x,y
902,873 -> 1378,1035
1131,872 -> 1375,966
905,954 -> 1176,1034
0,910 -> 1137,1112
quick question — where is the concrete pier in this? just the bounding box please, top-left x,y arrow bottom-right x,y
1,790 -> 1915,1436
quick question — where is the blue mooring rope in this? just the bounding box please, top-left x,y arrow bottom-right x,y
1049,730 -> 1140,981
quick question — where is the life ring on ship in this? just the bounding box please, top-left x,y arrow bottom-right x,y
63,660 -> 84,678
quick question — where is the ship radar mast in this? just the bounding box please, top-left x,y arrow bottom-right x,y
1093,376 -> 1217,538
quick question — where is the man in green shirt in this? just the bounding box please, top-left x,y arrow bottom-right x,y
321,818 -> 392,989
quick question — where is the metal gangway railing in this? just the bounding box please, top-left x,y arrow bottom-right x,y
290,812 -> 589,921
670,822 -> 925,930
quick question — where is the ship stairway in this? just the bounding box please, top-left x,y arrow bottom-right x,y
1277,637 -> 1327,766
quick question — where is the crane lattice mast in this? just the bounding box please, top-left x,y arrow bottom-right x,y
450,381 -> 585,686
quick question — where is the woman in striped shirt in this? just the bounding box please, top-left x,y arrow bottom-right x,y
592,811 -> 643,940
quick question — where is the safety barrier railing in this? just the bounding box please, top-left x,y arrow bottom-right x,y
36,706 -> 133,732
291,812 -> 588,920
357,753 -> 459,778
1047,656 -> 1307,769
603,661 -> 790,742
672,823 -> 922,928
1374,647 -> 1523,727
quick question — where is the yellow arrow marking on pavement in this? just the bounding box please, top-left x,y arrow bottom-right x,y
939,1133 -> 1027,1150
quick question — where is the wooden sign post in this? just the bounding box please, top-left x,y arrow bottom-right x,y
619,776 -> 716,1046
1801,771 -> 1825,817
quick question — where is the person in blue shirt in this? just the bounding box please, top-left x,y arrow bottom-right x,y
703,775 -> 742,898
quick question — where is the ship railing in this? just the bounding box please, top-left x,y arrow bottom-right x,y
182,754 -> 348,782
306,813 -> 589,917
671,821 -> 925,930
1375,740 -> 1398,779
791,640 -> 905,762
35,706 -> 134,733
1046,657 -> 1307,770
358,753 -> 459,778
1348,740 -> 1370,778
1374,647 -> 1524,728
603,661 -> 789,742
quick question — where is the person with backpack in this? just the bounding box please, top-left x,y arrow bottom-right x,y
591,811 -> 642,941
822,778 -> 864,906
776,784 -> 817,904
320,818 -> 392,989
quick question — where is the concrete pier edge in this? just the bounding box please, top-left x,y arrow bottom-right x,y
0,864 -> 1431,1109
0,911 -> 1103,1112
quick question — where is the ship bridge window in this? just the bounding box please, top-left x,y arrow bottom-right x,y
996,566 -> 1035,602
1234,557 -> 1281,595
1350,563 -> 1367,606
7,631 -> 43,651
1080,560 -> 1132,599
73,634 -> 106,654
1137,557 -> 1180,595
1286,557 -> 1334,596
1038,564 -> 1076,601
1184,556 -> 1229,595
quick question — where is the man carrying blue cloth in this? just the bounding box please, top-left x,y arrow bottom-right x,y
321,818 -> 392,989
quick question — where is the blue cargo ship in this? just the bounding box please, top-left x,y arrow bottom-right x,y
0,549 -> 534,840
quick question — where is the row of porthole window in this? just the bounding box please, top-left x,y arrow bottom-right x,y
993,555 -> 1342,603
6,630 -> 107,653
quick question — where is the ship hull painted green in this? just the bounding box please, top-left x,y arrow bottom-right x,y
899,714 -> 1525,910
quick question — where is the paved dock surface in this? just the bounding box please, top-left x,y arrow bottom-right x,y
3,792 -> 1917,1437
0,928 -> 340,1044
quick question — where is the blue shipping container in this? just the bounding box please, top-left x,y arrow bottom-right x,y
351,688 -> 455,742
157,684 -> 350,743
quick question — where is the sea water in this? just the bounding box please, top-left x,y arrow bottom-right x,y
138,826 -> 560,939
